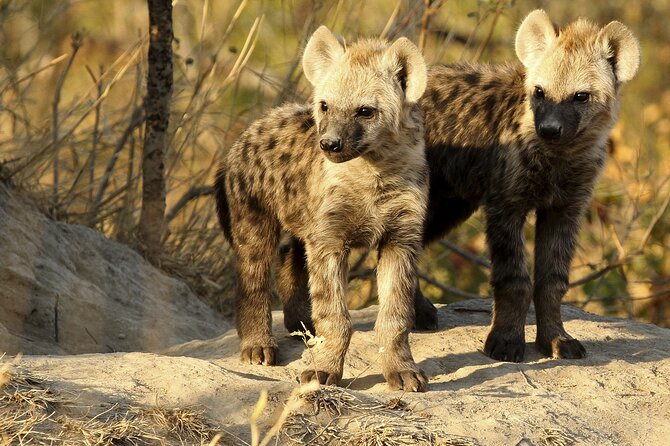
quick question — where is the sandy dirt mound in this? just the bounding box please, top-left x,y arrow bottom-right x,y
0,183 -> 229,354
1,183 -> 668,444
4,300 -> 667,445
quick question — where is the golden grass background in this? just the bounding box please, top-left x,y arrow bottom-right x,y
0,0 -> 668,326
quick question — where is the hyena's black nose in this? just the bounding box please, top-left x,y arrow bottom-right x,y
538,122 -> 562,140
319,137 -> 342,153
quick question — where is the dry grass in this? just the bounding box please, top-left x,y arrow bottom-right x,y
0,363 -> 239,446
278,386 -> 480,446
1,0 -> 667,326
539,428 -> 576,446
207,356 -> 484,446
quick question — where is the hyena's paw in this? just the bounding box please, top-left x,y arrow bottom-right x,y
240,344 -> 277,366
536,330 -> 586,359
484,326 -> 525,362
299,369 -> 341,386
413,295 -> 438,331
385,368 -> 428,392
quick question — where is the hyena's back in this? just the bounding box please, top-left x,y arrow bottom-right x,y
423,63 -> 527,148
215,104 -> 319,242
420,63 -> 528,242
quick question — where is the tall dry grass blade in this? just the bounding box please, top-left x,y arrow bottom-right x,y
249,389 -> 267,446
221,14 -> 265,88
380,0 -> 402,39
258,382 -> 319,446
11,36 -> 147,179
85,64 -> 104,207
0,53 -> 68,93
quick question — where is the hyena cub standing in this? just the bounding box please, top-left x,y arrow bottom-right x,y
420,10 -> 640,361
214,27 -> 430,391
275,10 -> 640,363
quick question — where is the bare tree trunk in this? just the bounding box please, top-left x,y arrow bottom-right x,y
138,0 -> 173,265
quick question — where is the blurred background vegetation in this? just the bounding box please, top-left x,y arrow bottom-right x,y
0,0 -> 668,327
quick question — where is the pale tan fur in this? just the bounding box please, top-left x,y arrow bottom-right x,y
215,26 -> 430,391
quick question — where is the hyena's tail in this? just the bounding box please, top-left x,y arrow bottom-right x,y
213,167 -> 233,244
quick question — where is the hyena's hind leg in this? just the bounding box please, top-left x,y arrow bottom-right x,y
277,238 -> 314,335
413,287 -> 438,331
278,237 -> 438,331
230,205 -> 281,366
413,194 -> 482,331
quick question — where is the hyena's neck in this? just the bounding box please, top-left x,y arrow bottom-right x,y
498,103 -> 609,208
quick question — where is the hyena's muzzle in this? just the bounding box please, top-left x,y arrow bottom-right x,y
531,98 -> 582,145
318,114 -> 371,163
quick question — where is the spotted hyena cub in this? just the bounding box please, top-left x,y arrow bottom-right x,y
214,26 -> 429,391
418,10 -> 641,361
276,10 -> 640,362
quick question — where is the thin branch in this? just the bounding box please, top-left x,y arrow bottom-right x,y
51,33 -> 83,214
565,290 -> 670,305
86,64 -> 104,206
350,250 -> 370,273
637,179 -> 670,251
472,0 -> 505,62
380,0 -> 402,40
91,106 -> 144,218
165,185 -> 214,223
569,257 -> 631,288
418,0 -> 442,53
418,270 -> 485,299
9,36 -> 147,180
348,268 -> 375,282
439,240 -> 491,269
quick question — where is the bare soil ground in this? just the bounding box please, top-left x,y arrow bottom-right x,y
1,184 -> 669,445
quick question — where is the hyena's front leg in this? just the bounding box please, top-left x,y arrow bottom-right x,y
279,237 -> 436,332
299,244 -> 351,386
484,205 -> 532,362
534,205 -> 587,359
232,212 -> 280,366
376,239 -> 428,392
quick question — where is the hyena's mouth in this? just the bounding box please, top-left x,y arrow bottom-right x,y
535,130 -> 580,150
323,143 -> 370,163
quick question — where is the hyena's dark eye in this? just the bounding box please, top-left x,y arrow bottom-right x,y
573,92 -> 590,103
320,101 -> 328,112
356,107 -> 375,118
534,86 -> 545,99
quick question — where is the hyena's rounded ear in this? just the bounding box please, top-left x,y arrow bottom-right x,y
302,26 -> 346,86
515,9 -> 558,68
383,37 -> 427,103
597,21 -> 640,84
